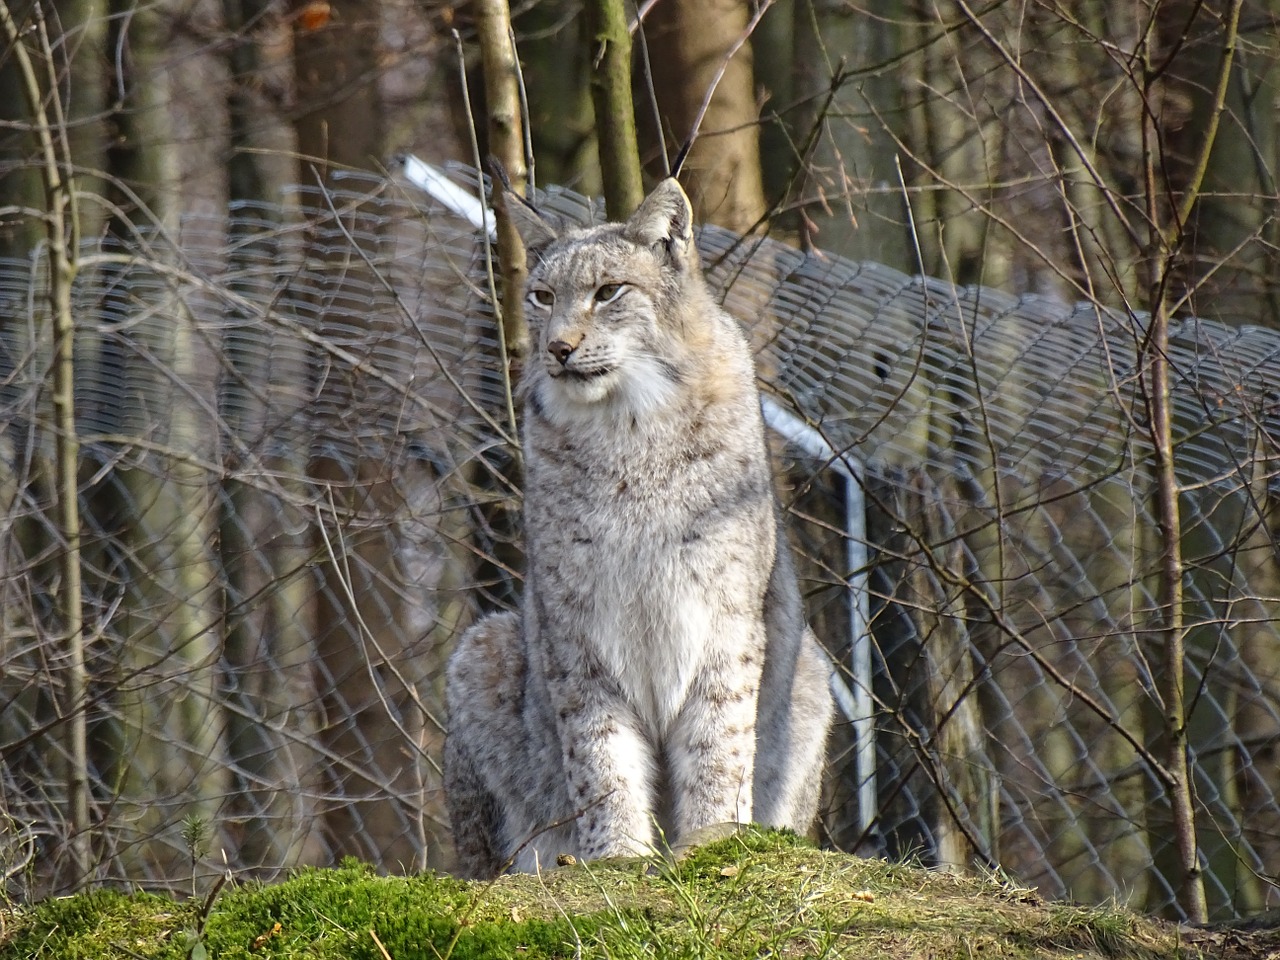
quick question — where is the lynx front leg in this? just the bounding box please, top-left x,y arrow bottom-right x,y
666,645 -> 764,839
549,678 -> 659,860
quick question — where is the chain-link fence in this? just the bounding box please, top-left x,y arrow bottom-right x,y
0,167 -> 1276,920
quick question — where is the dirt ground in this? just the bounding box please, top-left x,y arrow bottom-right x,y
1184,911 -> 1280,960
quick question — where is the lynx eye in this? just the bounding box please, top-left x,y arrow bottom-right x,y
528,288 -> 555,308
594,282 -> 625,304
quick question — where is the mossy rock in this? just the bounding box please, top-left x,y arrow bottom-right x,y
0,829 -> 1260,959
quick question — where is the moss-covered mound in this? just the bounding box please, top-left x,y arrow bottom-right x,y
0,830 -> 1250,959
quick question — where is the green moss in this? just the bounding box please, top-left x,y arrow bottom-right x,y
1,888 -> 192,959
0,831 -> 1210,960
1023,903 -> 1169,960
194,861 -> 602,959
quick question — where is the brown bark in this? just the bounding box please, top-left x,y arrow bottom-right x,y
643,0 -> 766,231
293,0 -> 383,174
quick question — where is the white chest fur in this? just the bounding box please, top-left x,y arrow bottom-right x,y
579,510 -> 721,732
525,407 -> 773,736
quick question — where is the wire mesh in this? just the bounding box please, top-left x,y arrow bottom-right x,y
0,167 -> 1276,920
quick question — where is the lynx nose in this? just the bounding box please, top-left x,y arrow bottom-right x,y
547,339 -> 576,366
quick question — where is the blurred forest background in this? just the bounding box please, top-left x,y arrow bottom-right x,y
0,0 -> 1277,927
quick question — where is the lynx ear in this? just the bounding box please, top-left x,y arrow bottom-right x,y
624,178 -> 695,269
498,189 -> 561,255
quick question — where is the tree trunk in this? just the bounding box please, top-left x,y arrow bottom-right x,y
93,0 -> 232,886
643,0 -> 766,231
586,0 -> 643,218
1160,0 -> 1279,328
293,0 -> 383,176
217,0 -> 329,876
864,470 -> 998,870
291,3 -> 469,869
790,0 -> 911,268
0,0 -> 106,894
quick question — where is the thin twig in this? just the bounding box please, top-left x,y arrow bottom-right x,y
370,927 -> 394,960
1170,0 -> 1244,233
508,24 -> 536,193
953,0 -> 1141,251
315,498 -> 448,767
671,0 -> 774,179
454,29 -> 522,460
1133,1 -> 1244,925
0,0 -> 90,886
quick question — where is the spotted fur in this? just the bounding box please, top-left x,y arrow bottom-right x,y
445,180 -> 834,878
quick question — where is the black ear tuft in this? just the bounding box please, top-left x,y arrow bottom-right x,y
623,179 -> 695,268
487,156 -> 514,193
500,190 -> 561,254
489,158 -> 561,254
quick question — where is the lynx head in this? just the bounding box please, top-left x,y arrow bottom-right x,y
503,179 -> 715,420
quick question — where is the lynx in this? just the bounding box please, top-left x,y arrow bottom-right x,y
444,178 -> 834,879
